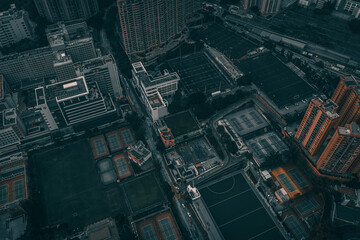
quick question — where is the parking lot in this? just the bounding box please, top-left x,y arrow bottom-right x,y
167,52 -> 230,95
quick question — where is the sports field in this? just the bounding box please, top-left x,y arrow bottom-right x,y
32,139 -> 127,228
193,23 -> 256,60
236,53 -> 315,108
200,172 -> 284,240
165,111 -> 199,137
167,52 -> 230,95
123,173 -> 166,213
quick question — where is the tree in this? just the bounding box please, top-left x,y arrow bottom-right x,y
226,140 -> 238,154
188,92 -> 206,106
237,75 -> 252,86
193,102 -> 214,120
217,125 -> 225,135
250,6 -> 259,13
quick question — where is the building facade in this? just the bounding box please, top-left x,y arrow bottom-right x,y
0,5 -> 34,48
34,0 -> 99,22
117,0 -> 201,55
132,62 -> 179,121
331,75 -> 360,126
243,0 -> 281,14
317,123 -> 360,175
295,97 -> 340,155
75,55 -> 123,98
0,34 -> 96,88
53,52 -> 77,82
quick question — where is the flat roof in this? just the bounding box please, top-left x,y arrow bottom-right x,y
133,62 -> 179,88
148,95 -> 165,108
246,132 -> 288,164
225,107 -> 269,136
312,97 -> 339,119
45,76 -> 88,102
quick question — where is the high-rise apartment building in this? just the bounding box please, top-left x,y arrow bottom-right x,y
117,0 -> 201,55
0,24 -> 96,88
260,0 -> 282,14
295,97 -> 340,155
331,75 -> 360,126
34,0 -> 99,23
317,123 -> 360,174
0,4 -> 34,48
75,55 -> 123,98
53,52 -> 76,82
243,0 -> 281,14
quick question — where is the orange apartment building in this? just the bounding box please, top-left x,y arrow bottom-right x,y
295,97 -> 339,155
331,75 -> 360,126
160,127 -> 175,148
317,123 -> 360,175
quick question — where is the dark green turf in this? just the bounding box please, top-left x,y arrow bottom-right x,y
200,172 -> 285,240
32,139 -> 127,228
123,173 -> 165,213
165,111 -> 199,137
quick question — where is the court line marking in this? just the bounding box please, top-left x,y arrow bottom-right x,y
247,226 -> 277,240
218,206 -> 263,228
208,188 -> 252,208
207,176 -> 236,195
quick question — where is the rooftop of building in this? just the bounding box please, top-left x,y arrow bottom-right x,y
0,46 -> 52,63
128,141 -> 151,160
312,97 -> 339,119
0,4 -> 27,21
338,122 -> 360,136
53,51 -> 73,66
271,166 -> 310,199
132,62 -> 179,88
160,128 -> 174,141
3,108 -> 17,126
45,76 -> 88,102
74,55 -> 114,72
224,107 -> 269,136
148,94 -> 165,109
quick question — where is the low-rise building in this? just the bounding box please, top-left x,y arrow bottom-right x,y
131,62 -> 179,121
0,152 -> 28,210
154,120 -> 175,148
36,76 -> 116,128
127,141 -> 152,166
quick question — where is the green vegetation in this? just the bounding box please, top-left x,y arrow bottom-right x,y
125,112 -> 145,141
216,125 -> 238,155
